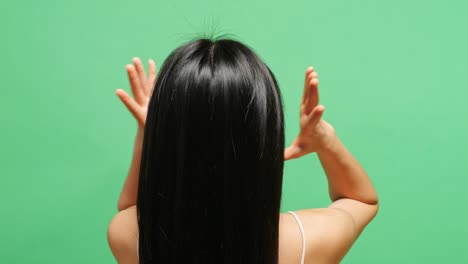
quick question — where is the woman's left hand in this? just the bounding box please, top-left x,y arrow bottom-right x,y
116,57 -> 157,128
284,67 -> 335,160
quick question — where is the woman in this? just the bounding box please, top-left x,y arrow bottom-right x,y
107,37 -> 379,264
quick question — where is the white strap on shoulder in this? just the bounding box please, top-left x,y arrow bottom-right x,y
288,211 -> 306,264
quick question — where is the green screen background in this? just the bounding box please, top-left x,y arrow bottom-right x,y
1,0 -> 467,263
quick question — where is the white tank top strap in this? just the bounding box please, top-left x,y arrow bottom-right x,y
288,211 -> 306,264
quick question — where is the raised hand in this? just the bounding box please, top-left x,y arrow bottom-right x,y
115,57 -> 157,128
284,67 -> 336,160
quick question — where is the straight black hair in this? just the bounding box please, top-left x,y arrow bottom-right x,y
137,37 -> 285,263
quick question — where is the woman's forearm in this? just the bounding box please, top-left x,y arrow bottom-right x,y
317,132 -> 378,205
117,127 -> 144,211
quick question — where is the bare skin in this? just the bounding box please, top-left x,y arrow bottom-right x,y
108,58 -> 379,264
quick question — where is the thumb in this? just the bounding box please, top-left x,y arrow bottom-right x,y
284,145 -> 302,160
305,105 -> 325,126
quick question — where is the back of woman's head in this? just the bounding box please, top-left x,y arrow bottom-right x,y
137,37 -> 285,264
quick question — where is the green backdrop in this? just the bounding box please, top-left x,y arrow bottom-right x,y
1,0 -> 467,263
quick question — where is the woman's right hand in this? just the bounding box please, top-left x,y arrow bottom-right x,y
115,57 -> 157,129
284,67 -> 336,160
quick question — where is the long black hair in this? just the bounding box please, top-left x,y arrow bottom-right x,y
137,37 -> 285,263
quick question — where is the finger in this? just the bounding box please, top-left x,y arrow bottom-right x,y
304,77 -> 319,115
147,59 -> 157,93
302,66 -> 314,104
116,88 -> 145,125
126,64 -> 145,105
133,57 -> 149,96
305,105 -> 325,126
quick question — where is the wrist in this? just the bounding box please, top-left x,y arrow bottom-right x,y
134,127 -> 144,149
136,126 -> 144,138
316,131 -> 340,155
314,120 -> 336,152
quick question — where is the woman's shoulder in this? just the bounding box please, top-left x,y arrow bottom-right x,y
106,206 -> 357,264
107,205 -> 138,264
279,208 -> 357,264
